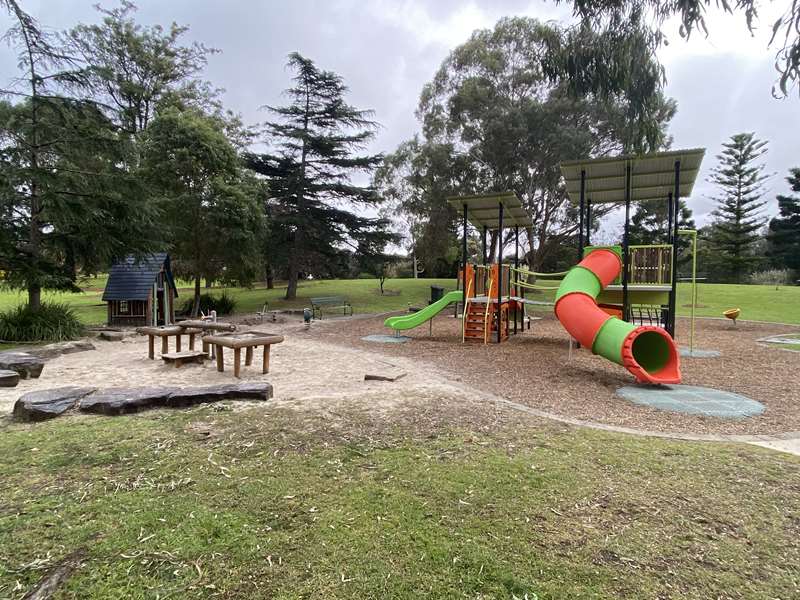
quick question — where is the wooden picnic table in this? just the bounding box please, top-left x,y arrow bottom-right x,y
202,331 -> 284,378
137,325 -> 204,359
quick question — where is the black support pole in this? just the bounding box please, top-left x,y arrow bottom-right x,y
497,203 -> 504,344
482,225 -> 488,265
462,203 -> 468,306
666,192 -> 674,245
514,225 -> 519,335
668,161 -> 681,337
586,199 -> 592,248
578,169 -> 586,261
622,163 -> 632,322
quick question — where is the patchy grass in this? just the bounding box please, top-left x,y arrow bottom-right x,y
0,278 -> 798,326
762,333 -> 800,352
0,404 -> 798,599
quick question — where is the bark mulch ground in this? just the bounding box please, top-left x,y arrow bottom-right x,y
304,310 -> 800,436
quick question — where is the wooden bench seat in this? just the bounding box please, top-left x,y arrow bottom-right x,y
310,296 -> 352,319
161,350 -> 208,368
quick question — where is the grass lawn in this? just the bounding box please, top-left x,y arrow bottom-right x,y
0,279 -> 798,326
1,406 -> 798,599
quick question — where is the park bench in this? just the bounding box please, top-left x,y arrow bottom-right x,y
310,296 -> 353,320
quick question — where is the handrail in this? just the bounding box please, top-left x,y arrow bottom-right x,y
483,276 -> 494,344
509,265 -> 570,278
511,279 -> 562,291
462,277 -> 473,343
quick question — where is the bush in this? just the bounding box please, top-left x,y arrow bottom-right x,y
181,291 -> 237,316
749,269 -> 793,287
0,302 -> 84,342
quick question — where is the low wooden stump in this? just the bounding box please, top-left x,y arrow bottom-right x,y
161,350 -> 208,368
203,331 -> 284,378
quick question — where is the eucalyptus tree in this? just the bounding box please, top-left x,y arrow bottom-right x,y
246,53 -> 396,300
378,17 -> 676,271
64,0 -> 217,134
558,0 -> 800,97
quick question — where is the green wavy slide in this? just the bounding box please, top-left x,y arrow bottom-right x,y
384,290 -> 463,331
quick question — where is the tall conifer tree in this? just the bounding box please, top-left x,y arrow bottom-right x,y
246,53 -> 394,299
767,168 -> 800,274
707,133 -> 770,283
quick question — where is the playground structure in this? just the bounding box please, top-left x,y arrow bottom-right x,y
384,149 -> 706,385
556,148 -> 706,383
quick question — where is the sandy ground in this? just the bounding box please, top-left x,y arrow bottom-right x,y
4,312 -> 800,444
307,312 -> 800,436
0,320 -> 487,420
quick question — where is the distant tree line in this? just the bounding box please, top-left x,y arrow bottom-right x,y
1,0 -> 796,326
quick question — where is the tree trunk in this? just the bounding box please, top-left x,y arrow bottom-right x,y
266,263 -> 274,289
285,264 -> 298,299
28,283 -> 41,311
285,233 -> 301,300
191,276 -> 201,317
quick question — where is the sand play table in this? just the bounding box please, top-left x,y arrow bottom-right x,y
202,331 -> 284,378
138,326 -> 204,359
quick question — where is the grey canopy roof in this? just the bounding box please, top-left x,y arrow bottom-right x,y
102,253 -> 177,301
560,148 -> 706,205
446,191 -> 529,229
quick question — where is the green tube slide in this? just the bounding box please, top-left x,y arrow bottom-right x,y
554,249 -> 680,384
384,290 -> 463,331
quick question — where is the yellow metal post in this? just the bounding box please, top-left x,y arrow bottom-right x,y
678,229 -> 697,353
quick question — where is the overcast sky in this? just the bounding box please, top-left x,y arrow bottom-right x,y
3,0 -> 799,229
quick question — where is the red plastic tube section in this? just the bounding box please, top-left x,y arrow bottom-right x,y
555,248 -> 681,384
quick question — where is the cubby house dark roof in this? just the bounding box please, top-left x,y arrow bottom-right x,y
102,253 -> 178,302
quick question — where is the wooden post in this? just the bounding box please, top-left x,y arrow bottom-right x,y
216,346 -> 224,372
148,335 -> 155,360
189,333 -> 196,351
245,346 -> 253,366
161,335 -> 168,355
262,345 -> 271,374
175,334 -> 181,352
233,348 -> 241,378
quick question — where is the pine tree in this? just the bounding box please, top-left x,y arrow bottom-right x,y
707,133 -> 770,283
246,53 -> 395,299
767,168 -> 800,274
0,0 -> 160,308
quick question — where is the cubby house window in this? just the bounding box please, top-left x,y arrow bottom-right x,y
119,301 -> 129,314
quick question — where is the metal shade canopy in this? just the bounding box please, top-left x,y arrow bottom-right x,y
446,191 -> 529,229
560,148 -> 706,204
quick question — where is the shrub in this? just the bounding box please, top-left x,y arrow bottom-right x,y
749,269 -> 793,287
0,302 -> 84,342
181,291 -> 237,316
